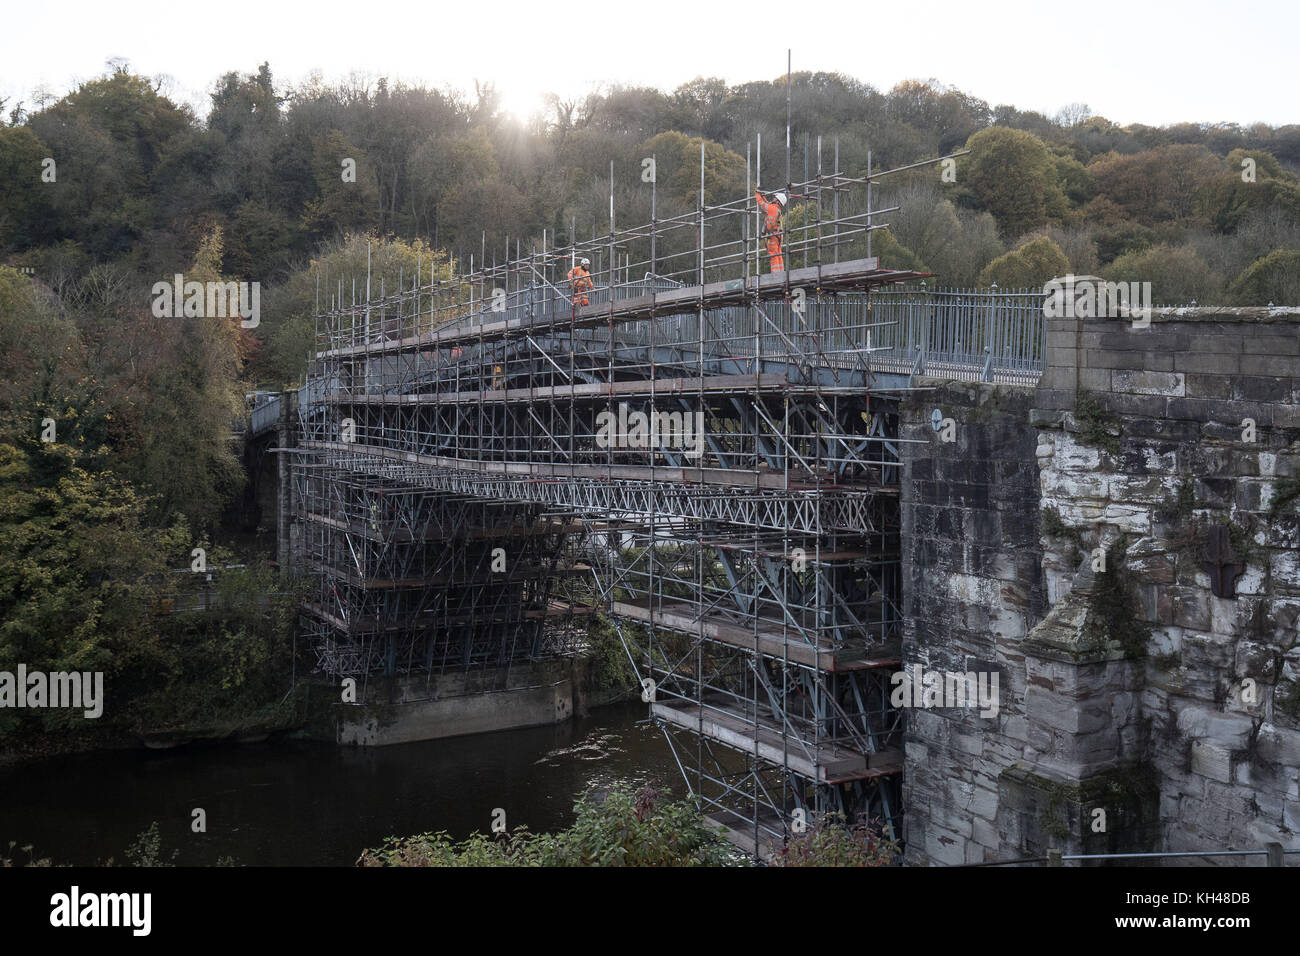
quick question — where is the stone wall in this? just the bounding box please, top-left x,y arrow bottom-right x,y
900,381 -> 1048,864
901,305 -> 1300,864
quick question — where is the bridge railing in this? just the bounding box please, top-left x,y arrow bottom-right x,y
603,285 -> 1050,383
250,396 -> 282,435
869,286 -> 1046,384
302,285 -> 1056,406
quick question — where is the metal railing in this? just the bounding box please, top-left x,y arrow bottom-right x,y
870,285 -> 1046,385
250,396 -> 282,436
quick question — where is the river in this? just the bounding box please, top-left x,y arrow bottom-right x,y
0,701 -> 681,866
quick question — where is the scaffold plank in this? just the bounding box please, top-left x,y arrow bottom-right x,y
651,700 -> 902,784
611,599 -> 898,672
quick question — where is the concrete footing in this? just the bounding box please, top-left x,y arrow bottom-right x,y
304,657 -> 630,746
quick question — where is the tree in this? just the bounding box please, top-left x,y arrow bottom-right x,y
301,130 -> 380,239
1104,243 -> 1220,305
978,236 -> 1069,288
870,228 -> 928,273
127,226 -> 246,528
671,77 -> 736,142
224,200 -> 297,281
28,70 -> 196,258
1050,148 -> 1093,207
207,63 -> 285,211
1196,149 -> 1300,234
1054,102 -> 1092,128
640,131 -> 745,209
1088,145 -> 1221,226
1228,249 -> 1300,305
880,181 -> 961,273
250,234 -> 450,387
961,128 -> 1067,239
0,126 -> 55,251
0,440 -> 183,736
1021,223 -> 1099,276
942,209 -> 1006,286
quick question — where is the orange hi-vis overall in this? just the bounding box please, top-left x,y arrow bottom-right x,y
756,190 -> 785,273
567,264 -> 594,307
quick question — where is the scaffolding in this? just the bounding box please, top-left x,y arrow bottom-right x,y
294,134 -> 970,856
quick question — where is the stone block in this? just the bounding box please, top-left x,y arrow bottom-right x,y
1190,740 -> 1233,784
1169,586 -> 1211,631
1174,706 -> 1257,749
1184,373 -> 1234,399
1113,369 -> 1186,397
1175,352 -> 1240,375
1255,723 -> 1300,767
1249,355 -> 1300,377
1242,335 -> 1300,356
1078,367 -> 1112,392
1233,376 -> 1291,403
925,827 -> 968,866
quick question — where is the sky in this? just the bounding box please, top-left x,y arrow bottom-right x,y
2,0 -> 1296,128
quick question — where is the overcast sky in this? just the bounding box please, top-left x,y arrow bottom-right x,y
3,0 -> 1295,128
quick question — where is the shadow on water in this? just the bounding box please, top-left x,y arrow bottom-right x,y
0,701 -> 678,867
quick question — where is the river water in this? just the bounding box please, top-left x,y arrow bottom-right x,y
0,702 -> 681,866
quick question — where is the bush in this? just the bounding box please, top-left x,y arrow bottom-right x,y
1228,249 -> 1300,305
977,236 -> 1069,289
771,812 -> 899,866
357,782 -> 742,867
1103,243 -> 1220,305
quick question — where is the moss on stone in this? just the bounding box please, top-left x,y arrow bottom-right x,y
1042,506 -> 1084,565
1074,393 -> 1122,456
1013,764 -> 1160,850
1268,476 -> 1300,519
1042,506 -> 1073,540
1040,786 -> 1073,842
1206,514 -> 1255,568
1078,763 -> 1159,809
1155,477 -> 1196,525
964,384 -> 1028,423
1278,679 -> 1300,720
1150,651 -> 1181,671
1082,536 -> 1152,660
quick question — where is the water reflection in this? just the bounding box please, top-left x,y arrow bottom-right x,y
0,702 -> 675,867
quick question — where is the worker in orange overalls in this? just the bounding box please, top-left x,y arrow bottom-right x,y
756,190 -> 788,273
567,257 -> 594,308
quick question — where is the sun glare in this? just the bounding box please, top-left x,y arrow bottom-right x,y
498,87 -> 545,123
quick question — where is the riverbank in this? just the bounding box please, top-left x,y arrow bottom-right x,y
0,651 -> 636,770
0,694 -> 306,769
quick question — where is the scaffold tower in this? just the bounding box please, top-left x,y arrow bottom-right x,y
294,135 -> 963,855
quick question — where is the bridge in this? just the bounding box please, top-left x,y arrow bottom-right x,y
277,150 -> 1053,857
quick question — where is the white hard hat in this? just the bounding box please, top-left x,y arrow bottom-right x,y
774,192 -> 788,206
580,257 -> 590,266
